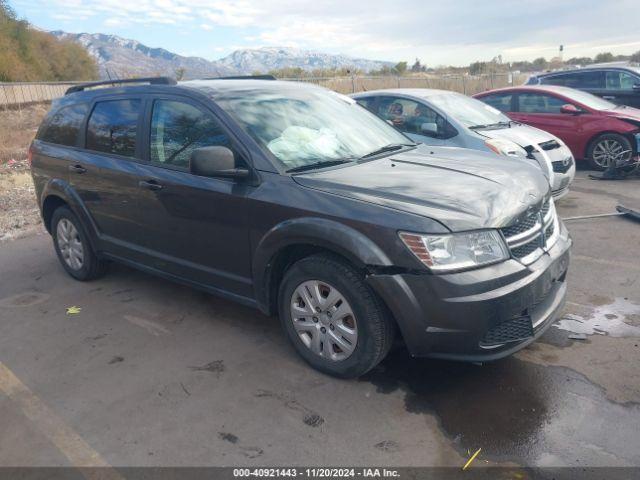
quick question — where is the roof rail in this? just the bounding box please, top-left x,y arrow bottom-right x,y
65,77 -> 177,95
198,75 -> 277,81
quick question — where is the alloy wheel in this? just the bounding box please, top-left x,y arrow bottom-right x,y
592,139 -> 632,168
290,280 -> 358,361
56,218 -> 84,270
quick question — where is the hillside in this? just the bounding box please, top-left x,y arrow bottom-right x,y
0,2 -> 97,81
50,31 -> 393,79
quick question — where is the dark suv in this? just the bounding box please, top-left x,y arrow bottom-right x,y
30,77 -> 572,378
526,65 -> 640,108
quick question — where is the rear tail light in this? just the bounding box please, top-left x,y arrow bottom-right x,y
27,143 -> 33,168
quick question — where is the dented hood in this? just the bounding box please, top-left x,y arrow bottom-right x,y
293,145 -> 550,231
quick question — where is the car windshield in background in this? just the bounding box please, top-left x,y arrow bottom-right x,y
558,88 -> 618,110
427,92 -> 511,129
215,88 -> 412,171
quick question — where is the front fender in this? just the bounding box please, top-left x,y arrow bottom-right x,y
252,217 -> 393,313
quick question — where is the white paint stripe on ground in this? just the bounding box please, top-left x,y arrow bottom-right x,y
572,254 -> 640,272
0,362 -> 124,480
123,314 -> 171,336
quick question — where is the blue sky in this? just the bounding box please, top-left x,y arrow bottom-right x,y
10,0 -> 640,66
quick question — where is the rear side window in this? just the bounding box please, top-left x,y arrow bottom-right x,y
86,99 -> 141,158
39,104 -> 88,146
480,93 -> 512,112
542,71 -> 603,89
150,100 -> 230,169
517,93 -> 566,113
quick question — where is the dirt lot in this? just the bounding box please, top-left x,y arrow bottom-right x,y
0,104 -> 47,241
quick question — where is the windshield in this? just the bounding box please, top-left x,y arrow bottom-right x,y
215,87 -> 412,170
557,88 -> 618,110
426,92 -> 511,128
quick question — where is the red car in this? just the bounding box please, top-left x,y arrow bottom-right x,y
474,85 -> 640,170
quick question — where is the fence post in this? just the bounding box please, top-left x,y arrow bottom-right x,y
462,75 -> 466,95
397,76 -> 401,88
351,74 -> 356,93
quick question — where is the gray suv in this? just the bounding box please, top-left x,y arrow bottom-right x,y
30,77 -> 571,378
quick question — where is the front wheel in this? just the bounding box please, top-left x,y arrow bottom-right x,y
586,133 -> 633,170
278,254 -> 394,378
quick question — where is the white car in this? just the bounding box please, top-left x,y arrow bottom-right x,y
352,89 -> 576,199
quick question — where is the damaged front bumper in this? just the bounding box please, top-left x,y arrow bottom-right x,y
367,222 -> 572,361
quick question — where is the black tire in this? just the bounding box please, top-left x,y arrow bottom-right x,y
278,253 -> 394,378
51,206 -> 107,281
586,133 -> 633,171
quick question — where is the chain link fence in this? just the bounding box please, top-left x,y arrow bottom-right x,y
0,81 -> 81,110
0,73 -> 528,109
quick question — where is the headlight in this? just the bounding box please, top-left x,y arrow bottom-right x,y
485,138 -> 527,158
399,230 -> 510,272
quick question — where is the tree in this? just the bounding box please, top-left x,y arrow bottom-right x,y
411,58 -> 426,72
469,61 -> 486,75
629,50 -> 640,63
174,67 -> 186,81
0,2 -> 98,81
394,61 -> 407,75
593,52 -> 615,64
532,57 -> 548,71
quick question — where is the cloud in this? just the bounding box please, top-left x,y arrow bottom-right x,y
24,0 -> 640,64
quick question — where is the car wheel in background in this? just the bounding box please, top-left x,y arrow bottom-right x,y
278,253 -> 394,378
587,133 -> 633,170
51,206 -> 107,281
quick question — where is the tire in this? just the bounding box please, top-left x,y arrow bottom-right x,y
586,133 -> 633,171
51,206 -> 107,281
278,253 -> 394,378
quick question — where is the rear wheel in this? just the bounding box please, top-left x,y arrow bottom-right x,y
51,206 -> 107,281
278,254 -> 394,378
586,133 -> 633,170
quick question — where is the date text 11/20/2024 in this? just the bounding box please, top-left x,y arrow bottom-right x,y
233,468 -> 400,477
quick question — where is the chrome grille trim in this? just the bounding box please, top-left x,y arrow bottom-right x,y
500,198 -> 558,265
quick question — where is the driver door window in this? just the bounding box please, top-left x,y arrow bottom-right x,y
606,71 -> 638,90
150,100 -> 230,169
377,97 -> 444,137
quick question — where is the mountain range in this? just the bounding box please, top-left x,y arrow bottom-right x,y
51,31 -> 392,79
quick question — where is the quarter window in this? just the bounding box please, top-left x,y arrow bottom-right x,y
150,100 -> 230,169
86,99 -> 141,158
40,104 -> 88,146
517,93 -> 567,114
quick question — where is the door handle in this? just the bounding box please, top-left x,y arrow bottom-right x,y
138,180 -> 164,191
603,96 -> 616,100
68,164 -> 86,174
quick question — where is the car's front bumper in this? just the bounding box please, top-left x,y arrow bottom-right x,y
367,222 -> 572,361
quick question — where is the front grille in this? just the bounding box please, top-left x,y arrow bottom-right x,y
538,139 -> 561,151
500,198 -> 557,263
552,158 -> 573,173
501,215 -> 538,237
480,316 -> 534,347
511,241 -> 540,258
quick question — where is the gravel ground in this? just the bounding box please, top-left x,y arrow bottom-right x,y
0,104 -> 48,242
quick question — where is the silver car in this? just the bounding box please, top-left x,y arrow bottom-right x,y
352,89 -> 576,199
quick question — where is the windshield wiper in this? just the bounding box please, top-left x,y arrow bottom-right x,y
286,159 -> 354,173
360,143 -> 415,159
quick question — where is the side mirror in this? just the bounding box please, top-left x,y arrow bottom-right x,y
560,104 -> 582,115
421,122 -> 439,136
190,146 -> 249,179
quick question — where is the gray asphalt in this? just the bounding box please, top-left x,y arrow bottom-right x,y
1,170 -> 639,468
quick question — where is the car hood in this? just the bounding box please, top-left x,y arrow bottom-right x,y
604,106 -> 640,124
473,123 -> 557,178
293,145 -> 550,231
